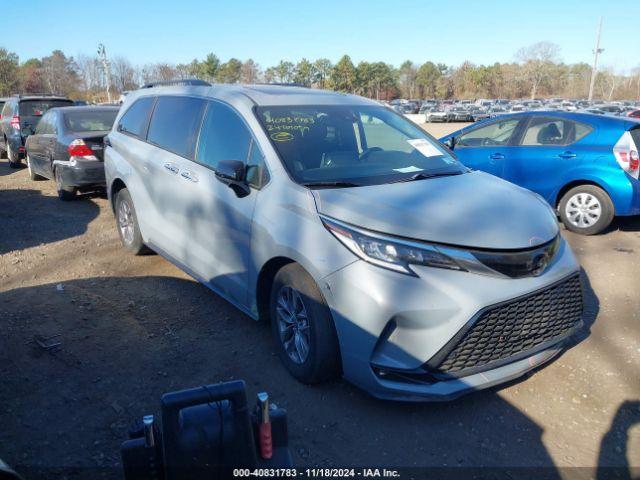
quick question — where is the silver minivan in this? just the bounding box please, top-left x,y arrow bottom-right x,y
105,82 -> 584,401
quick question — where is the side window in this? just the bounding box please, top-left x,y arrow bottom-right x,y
520,117 -> 592,146
457,119 -> 520,147
2,101 -> 12,118
35,113 -> 51,134
245,139 -> 270,188
118,96 -> 155,138
48,112 -> 57,134
573,121 -> 592,143
196,101 -> 251,170
522,118 -> 567,146
147,96 -> 207,159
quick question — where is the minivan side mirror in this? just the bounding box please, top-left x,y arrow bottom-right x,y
215,160 -> 250,198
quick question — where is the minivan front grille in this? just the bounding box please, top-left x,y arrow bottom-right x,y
471,235 -> 561,278
432,274 -> 583,376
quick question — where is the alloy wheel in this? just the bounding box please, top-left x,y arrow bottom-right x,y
276,286 -> 311,364
565,193 -> 602,229
118,200 -> 135,246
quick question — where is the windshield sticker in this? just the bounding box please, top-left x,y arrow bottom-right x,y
407,139 -> 443,158
271,131 -> 294,142
393,166 -> 423,173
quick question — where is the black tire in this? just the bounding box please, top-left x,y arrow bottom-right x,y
558,185 -> 614,235
26,155 -> 45,181
115,188 -> 149,255
7,145 -> 21,168
54,167 -> 76,201
0,142 -> 6,159
270,263 -> 341,384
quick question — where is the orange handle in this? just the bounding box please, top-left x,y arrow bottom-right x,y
259,422 -> 273,459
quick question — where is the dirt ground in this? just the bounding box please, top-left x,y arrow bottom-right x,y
1,122 -> 639,479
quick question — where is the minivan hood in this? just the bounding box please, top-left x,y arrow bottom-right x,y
312,171 -> 559,250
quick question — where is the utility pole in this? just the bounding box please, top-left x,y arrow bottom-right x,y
97,44 -> 112,104
588,17 -> 604,101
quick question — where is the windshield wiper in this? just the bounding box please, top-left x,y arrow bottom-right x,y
301,181 -> 361,189
390,171 -> 464,183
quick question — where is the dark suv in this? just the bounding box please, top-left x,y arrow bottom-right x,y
0,94 -> 74,168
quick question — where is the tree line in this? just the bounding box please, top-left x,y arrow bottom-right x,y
0,42 -> 638,102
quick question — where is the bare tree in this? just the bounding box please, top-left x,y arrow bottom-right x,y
516,42 -> 561,99
76,54 -> 103,93
111,56 -> 137,92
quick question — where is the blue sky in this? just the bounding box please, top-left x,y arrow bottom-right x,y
3,0 -> 637,71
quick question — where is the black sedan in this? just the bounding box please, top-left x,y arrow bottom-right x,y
25,106 -> 119,200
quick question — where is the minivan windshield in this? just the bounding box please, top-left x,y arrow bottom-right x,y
256,105 -> 464,187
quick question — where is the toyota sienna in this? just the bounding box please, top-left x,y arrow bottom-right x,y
104,81 -> 584,401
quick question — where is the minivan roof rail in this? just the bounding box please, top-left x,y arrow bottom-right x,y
140,79 -> 212,89
255,82 -> 307,88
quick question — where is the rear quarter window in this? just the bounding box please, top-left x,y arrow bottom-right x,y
118,97 -> 156,138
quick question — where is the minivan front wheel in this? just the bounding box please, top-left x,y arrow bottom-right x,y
115,188 -> 148,255
559,185 -> 614,235
270,263 -> 341,384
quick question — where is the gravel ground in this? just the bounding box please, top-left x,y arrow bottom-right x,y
0,124 -> 638,479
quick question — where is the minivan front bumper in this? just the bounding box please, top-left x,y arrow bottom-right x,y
321,237 -> 583,401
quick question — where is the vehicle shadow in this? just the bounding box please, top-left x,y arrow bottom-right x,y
0,189 -> 100,255
0,158 -> 24,177
599,215 -> 640,234
0,273 -> 603,479
597,400 -> 640,480
612,215 -> 640,233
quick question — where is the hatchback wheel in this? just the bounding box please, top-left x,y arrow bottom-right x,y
559,185 -> 614,235
115,188 -> 149,255
270,263 -> 341,384
54,167 -> 76,201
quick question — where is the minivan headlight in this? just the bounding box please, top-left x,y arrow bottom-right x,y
321,216 -> 465,276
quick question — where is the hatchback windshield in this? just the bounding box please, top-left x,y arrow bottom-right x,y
256,105 -> 463,186
64,110 -> 118,133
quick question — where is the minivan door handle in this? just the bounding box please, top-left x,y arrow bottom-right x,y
558,151 -> 576,159
180,169 -> 198,183
164,163 -> 179,174
489,153 -> 505,160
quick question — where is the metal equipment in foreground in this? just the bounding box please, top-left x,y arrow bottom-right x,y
121,380 -> 293,479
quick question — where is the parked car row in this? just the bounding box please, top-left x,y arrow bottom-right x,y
381,97 -> 640,123
0,93 -> 120,200
3,82 -> 639,403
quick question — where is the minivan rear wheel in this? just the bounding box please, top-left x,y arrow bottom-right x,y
270,263 -> 341,384
115,188 -> 149,255
559,185 -> 614,235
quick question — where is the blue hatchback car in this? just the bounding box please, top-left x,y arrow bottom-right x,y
441,111 -> 640,234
